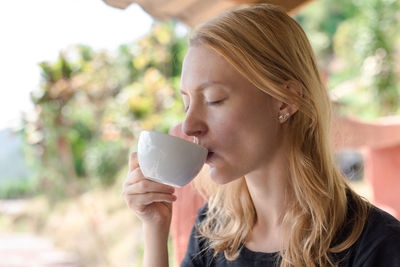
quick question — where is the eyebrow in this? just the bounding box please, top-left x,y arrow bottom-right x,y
180,81 -> 226,95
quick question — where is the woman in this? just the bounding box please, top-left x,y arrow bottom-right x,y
122,4 -> 400,266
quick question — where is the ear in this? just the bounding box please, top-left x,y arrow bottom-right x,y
277,80 -> 303,123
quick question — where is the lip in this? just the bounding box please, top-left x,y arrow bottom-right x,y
197,141 -> 214,163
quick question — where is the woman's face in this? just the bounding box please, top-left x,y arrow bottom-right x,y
180,45 -> 284,184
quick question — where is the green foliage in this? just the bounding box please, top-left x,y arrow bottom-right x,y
0,178 -> 38,199
296,0 -> 400,120
22,20 -> 188,197
84,140 -> 128,186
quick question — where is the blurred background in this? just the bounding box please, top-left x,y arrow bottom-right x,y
0,0 -> 399,266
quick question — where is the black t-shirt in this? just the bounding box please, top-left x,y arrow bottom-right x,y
181,200 -> 400,267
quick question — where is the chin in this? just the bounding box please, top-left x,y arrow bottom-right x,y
209,167 -> 239,185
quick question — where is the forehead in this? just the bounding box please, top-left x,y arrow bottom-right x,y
180,45 -> 241,91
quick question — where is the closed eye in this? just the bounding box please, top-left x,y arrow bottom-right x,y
184,99 -> 226,112
207,99 -> 225,105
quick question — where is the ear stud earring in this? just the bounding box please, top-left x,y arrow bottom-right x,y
279,113 -> 290,121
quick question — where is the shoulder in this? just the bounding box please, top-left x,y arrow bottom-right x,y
195,202 -> 209,223
363,205 -> 400,239
348,204 -> 400,266
362,205 -> 400,248
189,203 -> 210,251
181,203 -> 213,266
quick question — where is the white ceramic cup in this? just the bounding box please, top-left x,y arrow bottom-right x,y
137,130 -> 208,187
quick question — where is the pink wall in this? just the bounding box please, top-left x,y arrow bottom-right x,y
333,115 -> 400,219
365,145 -> 400,218
170,181 -> 206,264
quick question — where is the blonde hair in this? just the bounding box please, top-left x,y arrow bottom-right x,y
190,4 -> 370,266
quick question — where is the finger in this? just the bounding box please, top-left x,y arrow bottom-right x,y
123,168 -> 144,187
123,178 -> 175,195
129,152 -> 139,172
135,192 -> 177,206
124,169 -> 175,193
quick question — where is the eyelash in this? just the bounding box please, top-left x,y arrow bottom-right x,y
184,100 -> 224,112
208,100 -> 224,105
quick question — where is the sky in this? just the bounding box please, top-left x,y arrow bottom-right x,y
0,0 -> 154,130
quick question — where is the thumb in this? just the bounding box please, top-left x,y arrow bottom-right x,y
129,152 -> 139,171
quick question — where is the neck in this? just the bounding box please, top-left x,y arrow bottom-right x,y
244,143 -> 291,252
245,159 -> 289,227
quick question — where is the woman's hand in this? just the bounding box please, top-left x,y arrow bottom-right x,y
122,152 -> 173,267
122,152 -> 177,229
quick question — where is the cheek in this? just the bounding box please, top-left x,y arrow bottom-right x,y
210,104 -> 278,150
208,109 -> 242,143
208,110 -> 257,157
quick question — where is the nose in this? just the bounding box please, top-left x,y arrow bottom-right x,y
182,106 -> 208,138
